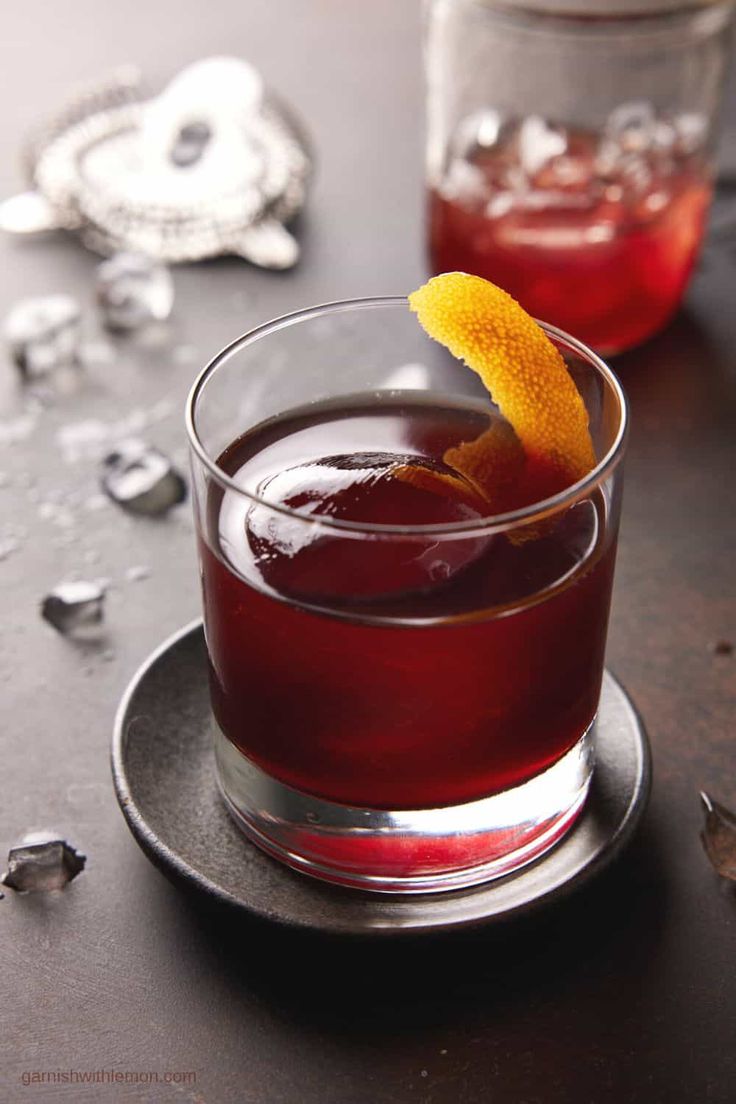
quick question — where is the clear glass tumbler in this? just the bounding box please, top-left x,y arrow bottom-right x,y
186,298 -> 627,893
425,0 -> 735,354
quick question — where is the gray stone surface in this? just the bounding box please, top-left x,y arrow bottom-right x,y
1,2 -> 735,1102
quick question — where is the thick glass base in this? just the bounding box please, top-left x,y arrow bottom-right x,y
214,723 -> 595,894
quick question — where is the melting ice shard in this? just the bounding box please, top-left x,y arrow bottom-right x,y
41,580 -> 105,636
4,295 -> 81,378
101,439 -> 186,516
2,832 -> 86,892
96,253 -> 174,331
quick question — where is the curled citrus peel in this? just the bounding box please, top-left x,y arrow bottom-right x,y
397,419 -> 525,516
443,420 -> 526,515
408,273 -> 596,509
390,461 -> 491,516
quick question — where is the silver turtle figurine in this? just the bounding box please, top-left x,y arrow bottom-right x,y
0,57 -> 312,269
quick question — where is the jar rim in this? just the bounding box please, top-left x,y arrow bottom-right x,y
449,0 -> 733,21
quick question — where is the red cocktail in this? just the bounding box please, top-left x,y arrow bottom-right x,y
202,398 -> 614,809
187,298 -> 627,891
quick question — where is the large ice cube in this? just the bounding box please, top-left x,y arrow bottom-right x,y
4,294 -> 81,379
2,832 -> 86,892
101,438 -> 186,515
96,253 -> 174,332
41,580 -> 105,636
245,451 -> 493,602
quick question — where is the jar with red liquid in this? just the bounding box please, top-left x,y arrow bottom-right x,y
425,0 -> 735,354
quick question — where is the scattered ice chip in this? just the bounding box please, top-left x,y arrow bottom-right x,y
4,294 -> 81,379
95,253 -> 174,331
101,438 -> 187,515
172,344 -> 197,365
38,500 -> 76,528
84,492 -> 109,512
5,521 -> 28,540
51,532 -> 78,549
2,831 -> 86,892
0,537 -> 19,561
125,563 -> 151,582
0,413 -> 39,446
57,401 -> 173,464
41,580 -> 106,635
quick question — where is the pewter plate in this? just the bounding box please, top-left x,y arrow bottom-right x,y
111,620 -> 651,937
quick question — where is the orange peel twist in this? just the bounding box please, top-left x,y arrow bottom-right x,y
442,420 -> 526,515
408,273 -> 596,499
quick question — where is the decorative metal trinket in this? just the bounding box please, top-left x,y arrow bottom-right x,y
0,57 -> 312,269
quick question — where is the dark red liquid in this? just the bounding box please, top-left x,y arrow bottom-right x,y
200,396 -> 616,810
429,135 -> 711,354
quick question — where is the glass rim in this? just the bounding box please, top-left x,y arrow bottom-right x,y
185,295 -> 629,539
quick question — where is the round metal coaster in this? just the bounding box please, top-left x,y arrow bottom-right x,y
111,620 -> 651,937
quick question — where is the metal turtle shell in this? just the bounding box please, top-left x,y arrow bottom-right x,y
0,59 -> 312,269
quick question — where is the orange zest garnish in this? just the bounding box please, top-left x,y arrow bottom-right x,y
443,420 -> 525,514
408,273 -> 596,495
390,461 -> 490,515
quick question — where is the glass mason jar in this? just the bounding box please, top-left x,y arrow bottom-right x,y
425,0 -> 735,354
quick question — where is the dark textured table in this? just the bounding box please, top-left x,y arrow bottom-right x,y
1,3 -> 735,1102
